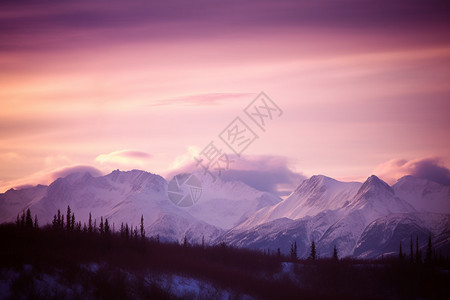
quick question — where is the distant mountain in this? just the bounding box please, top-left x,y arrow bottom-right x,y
0,184 -> 47,223
0,169 -> 279,244
1,170 -> 449,259
223,175 -> 449,258
317,175 -> 416,256
235,175 -> 361,229
393,175 -> 450,214
220,210 -> 343,258
184,171 -> 281,229
354,213 -> 450,258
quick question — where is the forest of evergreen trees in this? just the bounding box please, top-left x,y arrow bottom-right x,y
2,207 -> 450,299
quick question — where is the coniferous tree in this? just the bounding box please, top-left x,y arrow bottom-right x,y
20,211 -> 25,228
76,221 -> 81,231
25,209 -> 33,228
156,234 -> 160,244
140,215 -> 145,239
410,237 -> 414,264
93,219 -> 97,233
71,213 -> 75,231
83,223 -> 87,232
134,226 -> 138,239
426,233 -> 433,264
34,215 -> 38,229
309,241 -> 316,260
183,235 -> 188,247
88,213 -> 93,233
104,218 -> 110,235
333,245 -> 338,261
125,223 -> 129,238
399,242 -> 403,261
290,242 -> 297,260
16,214 -> 20,227
66,206 -> 71,231
57,209 -> 61,228
277,248 -> 281,258
202,235 -> 205,248
100,216 -> 104,235
416,236 -> 422,264
52,214 -> 57,228
61,215 -> 64,229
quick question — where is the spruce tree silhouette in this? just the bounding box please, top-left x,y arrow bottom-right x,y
290,241 -> 297,260
66,206 -> 71,231
309,241 -> 316,260
105,218 -> 110,235
416,236 -> 421,264
71,213 -> 75,231
100,216 -> 104,235
88,213 -> 93,233
410,237 -> 414,264
25,208 -> 33,229
140,215 -> 145,239
426,233 -> 433,265
333,245 -> 338,261
34,215 -> 38,229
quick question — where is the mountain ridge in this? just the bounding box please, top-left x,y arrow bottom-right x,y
1,170 -> 449,258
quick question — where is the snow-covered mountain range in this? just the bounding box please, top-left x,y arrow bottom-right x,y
1,169 -> 449,258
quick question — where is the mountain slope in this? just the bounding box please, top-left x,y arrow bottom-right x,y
0,184 -> 48,223
235,175 -> 360,229
317,175 -> 416,256
0,169 -> 280,243
354,212 -> 450,258
184,171 -> 281,229
393,175 -> 450,214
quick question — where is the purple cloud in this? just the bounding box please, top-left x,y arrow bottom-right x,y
374,157 -> 450,186
165,154 -> 305,196
407,158 -> 450,186
1,0 -> 449,53
47,165 -> 103,181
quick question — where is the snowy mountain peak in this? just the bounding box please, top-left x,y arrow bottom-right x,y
64,171 -> 94,185
355,175 -> 394,199
346,175 -> 415,225
292,175 -> 335,193
234,175 -> 361,229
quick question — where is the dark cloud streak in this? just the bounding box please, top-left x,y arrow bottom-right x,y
1,0 -> 450,53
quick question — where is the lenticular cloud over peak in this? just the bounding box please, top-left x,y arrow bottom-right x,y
374,157 -> 450,186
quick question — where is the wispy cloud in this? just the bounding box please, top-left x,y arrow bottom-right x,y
147,93 -> 252,107
96,150 -> 152,167
374,157 -> 450,185
164,153 -> 305,196
0,164 -> 103,192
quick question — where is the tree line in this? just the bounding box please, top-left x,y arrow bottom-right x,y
16,206 -> 147,241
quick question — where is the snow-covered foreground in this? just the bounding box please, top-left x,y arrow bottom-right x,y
0,264 -> 255,300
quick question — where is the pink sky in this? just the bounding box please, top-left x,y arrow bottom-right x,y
1,0 -> 449,193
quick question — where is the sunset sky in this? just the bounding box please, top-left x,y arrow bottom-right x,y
1,0 -> 449,195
